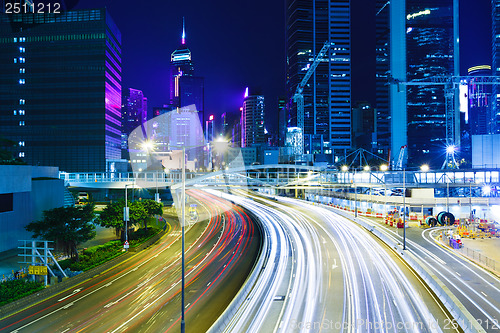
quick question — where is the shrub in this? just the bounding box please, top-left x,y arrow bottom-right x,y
0,279 -> 44,306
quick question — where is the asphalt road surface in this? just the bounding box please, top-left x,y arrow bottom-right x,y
213,191 -> 456,333
0,189 -> 261,333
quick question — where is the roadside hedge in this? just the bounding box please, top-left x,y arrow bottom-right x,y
0,279 -> 44,306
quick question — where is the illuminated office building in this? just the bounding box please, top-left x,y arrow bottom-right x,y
377,0 -> 458,167
493,0 -> 500,133
0,8 -> 121,172
467,65 -> 492,135
286,0 -> 351,158
375,0 -> 390,156
241,88 -> 265,148
405,1 -> 457,167
170,20 -> 204,127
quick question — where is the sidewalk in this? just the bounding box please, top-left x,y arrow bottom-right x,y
331,206 -> 500,272
0,249 -> 25,278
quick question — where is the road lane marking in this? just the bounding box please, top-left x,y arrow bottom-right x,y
57,289 -> 81,302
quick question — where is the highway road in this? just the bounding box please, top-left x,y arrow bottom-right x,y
212,191 -> 454,332
341,211 -> 500,333
0,190 -> 260,333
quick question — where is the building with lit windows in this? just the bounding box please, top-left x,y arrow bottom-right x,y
122,88 -> 147,138
405,1 -> 457,167
377,0 -> 458,168
493,0 -> 500,133
122,88 -> 147,159
241,88 -> 265,148
0,8 -> 121,172
170,20 -> 204,127
286,0 -> 351,160
467,65 -> 492,136
375,0 -> 390,157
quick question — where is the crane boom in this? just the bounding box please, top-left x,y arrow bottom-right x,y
390,75 -> 500,169
292,41 -> 332,154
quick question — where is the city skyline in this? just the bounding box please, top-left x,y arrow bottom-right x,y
70,0 -> 491,135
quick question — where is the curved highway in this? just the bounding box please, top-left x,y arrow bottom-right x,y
212,191 -> 454,332
351,216 -> 500,333
0,190 -> 260,333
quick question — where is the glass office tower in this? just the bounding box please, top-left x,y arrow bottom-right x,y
286,0 -> 351,158
0,8 -> 122,172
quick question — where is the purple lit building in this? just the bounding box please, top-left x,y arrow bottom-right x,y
0,8 -> 122,172
169,20 -> 204,127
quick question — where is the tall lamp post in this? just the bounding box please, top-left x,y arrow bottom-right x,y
403,168 -> 406,250
181,147 -> 186,333
124,183 -> 134,250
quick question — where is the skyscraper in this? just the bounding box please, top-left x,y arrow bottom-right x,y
277,97 -> 287,146
492,0 -> 500,133
286,0 -> 351,158
0,8 -> 122,172
122,88 -> 147,137
170,19 -> 204,127
467,65 -> 492,135
375,0 -> 391,157
378,0 -> 458,168
241,88 -> 265,148
405,1 -> 456,167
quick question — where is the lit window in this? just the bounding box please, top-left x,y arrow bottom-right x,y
19,121 -> 25,126
19,152 -> 25,158
19,57 -> 25,63
13,58 -> 17,63
19,141 -> 25,147
19,110 -> 25,115
13,110 -> 17,115
19,47 -> 25,53
19,68 -> 25,74
20,37 -> 25,42
19,99 -> 25,105
13,37 -> 17,43
19,79 -> 25,84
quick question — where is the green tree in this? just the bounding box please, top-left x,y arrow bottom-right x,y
25,204 -> 96,261
140,199 -> 163,229
97,200 -> 125,238
130,200 -> 148,229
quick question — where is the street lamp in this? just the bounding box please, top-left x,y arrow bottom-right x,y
181,147 -> 186,333
403,168 -> 406,250
380,164 -> 388,172
420,164 -> 429,172
124,183 -> 134,250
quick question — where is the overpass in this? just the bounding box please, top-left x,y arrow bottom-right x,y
60,164 -> 500,190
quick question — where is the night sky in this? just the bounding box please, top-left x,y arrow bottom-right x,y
74,0 -> 491,134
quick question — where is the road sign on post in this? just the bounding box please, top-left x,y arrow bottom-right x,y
123,207 -> 130,221
29,265 -> 48,276
124,240 -> 129,249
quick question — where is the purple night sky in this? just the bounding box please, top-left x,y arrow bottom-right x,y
73,0 -> 491,134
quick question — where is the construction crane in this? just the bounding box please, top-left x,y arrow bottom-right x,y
394,145 -> 407,170
292,41 -> 332,154
391,75 -> 500,169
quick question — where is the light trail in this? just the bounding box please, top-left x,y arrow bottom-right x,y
211,191 -> 446,333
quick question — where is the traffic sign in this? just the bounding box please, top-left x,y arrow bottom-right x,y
29,265 -> 47,276
124,241 -> 129,249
